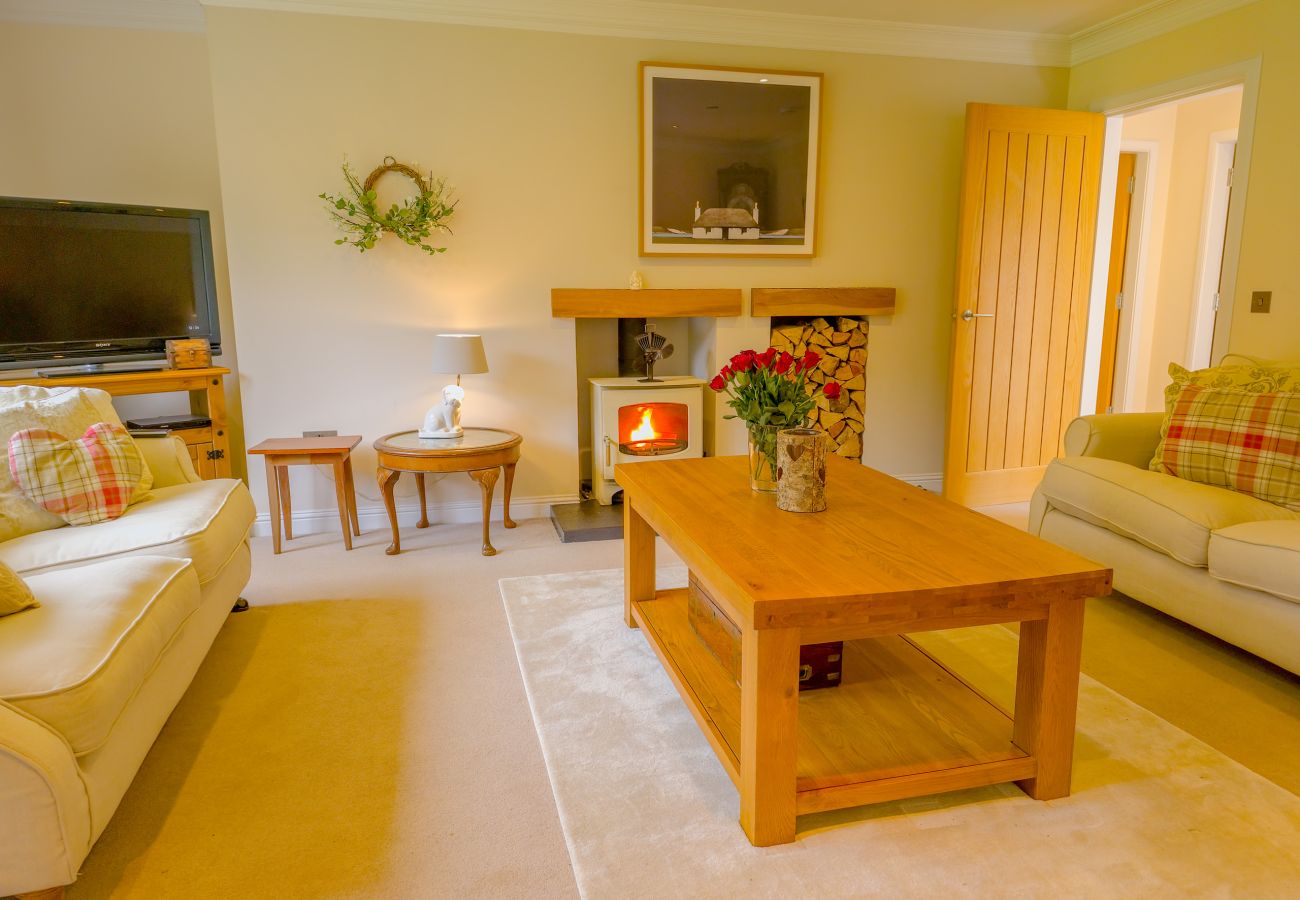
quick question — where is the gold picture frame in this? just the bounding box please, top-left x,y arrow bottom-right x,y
638,62 -> 823,258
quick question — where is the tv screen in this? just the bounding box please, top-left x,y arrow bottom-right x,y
0,197 -> 220,371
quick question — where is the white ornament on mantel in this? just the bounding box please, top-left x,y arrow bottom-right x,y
419,384 -> 465,439
629,270 -> 644,290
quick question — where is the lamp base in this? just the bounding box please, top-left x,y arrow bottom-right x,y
420,385 -> 465,439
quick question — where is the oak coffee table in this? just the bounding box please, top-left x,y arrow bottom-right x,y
616,455 -> 1111,847
373,428 -> 521,556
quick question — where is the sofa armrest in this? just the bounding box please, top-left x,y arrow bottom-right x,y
133,433 -> 201,487
1062,412 -> 1165,468
0,701 -> 90,895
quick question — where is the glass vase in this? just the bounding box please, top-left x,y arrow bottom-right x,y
747,423 -> 781,492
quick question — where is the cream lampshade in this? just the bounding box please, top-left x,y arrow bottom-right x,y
419,333 -> 489,439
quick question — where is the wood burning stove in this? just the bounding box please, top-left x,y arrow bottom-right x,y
590,375 -> 704,504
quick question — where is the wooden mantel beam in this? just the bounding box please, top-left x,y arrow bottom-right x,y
551,288 -> 742,318
751,287 -> 896,318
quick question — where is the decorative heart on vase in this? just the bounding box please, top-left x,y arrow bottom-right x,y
8,422 -> 144,525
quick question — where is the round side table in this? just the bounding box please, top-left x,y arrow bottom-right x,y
373,428 -> 522,556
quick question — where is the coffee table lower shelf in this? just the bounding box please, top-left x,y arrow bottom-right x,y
632,588 -> 1037,817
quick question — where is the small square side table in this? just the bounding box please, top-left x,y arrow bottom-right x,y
248,435 -> 362,553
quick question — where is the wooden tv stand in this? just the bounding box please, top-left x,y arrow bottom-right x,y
0,366 -> 232,479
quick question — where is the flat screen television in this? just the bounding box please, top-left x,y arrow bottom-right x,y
0,196 -> 221,372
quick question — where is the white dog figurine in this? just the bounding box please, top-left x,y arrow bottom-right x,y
419,385 -> 465,438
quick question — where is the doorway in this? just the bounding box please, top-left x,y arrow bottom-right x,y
1087,83 -> 1246,413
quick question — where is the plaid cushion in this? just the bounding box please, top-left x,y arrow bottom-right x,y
1151,386 -> 1300,511
7,422 -> 144,525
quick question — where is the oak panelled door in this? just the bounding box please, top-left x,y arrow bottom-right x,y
945,103 -> 1106,506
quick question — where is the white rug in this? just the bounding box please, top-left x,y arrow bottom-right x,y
501,568 -> 1300,899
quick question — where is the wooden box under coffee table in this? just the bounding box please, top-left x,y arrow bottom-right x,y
616,455 -> 1111,847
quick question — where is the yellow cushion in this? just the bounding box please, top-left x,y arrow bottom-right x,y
0,386 -> 153,542
0,556 -> 198,755
0,560 -> 38,617
1209,521 -> 1300,604
1037,456 -> 1299,567
1162,361 -> 1300,413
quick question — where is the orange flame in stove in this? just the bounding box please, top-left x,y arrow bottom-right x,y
629,408 -> 658,442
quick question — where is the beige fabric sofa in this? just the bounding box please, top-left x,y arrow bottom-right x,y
0,434 -> 255,898
1030,412 -> 1300,676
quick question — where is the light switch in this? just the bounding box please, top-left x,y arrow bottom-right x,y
1251,291 -> 1272,313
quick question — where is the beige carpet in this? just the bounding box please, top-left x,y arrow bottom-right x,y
65,519 -> 602,899
502,568 -> 1300,899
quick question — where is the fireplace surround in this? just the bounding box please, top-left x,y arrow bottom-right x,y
590,375 -> 704,504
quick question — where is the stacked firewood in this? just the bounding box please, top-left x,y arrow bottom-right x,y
770,316 -> 867,459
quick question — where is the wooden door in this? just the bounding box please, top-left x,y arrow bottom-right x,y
945,103 -> 1106,507
1096,152 -> 1138,413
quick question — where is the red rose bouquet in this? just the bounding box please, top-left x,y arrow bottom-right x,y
710,347 -> 841,490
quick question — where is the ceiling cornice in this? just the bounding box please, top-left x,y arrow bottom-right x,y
0,0 -> 1263,68
1069,0 -> 1259,65
0,0 -> 204,32
197,0 -> 1070,66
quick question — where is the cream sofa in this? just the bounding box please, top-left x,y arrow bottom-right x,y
1030,412 -> 1300,676
0,433 -> 255,899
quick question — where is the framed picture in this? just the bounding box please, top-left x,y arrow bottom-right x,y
639,62 -> 822,258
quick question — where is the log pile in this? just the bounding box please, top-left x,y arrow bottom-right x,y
770,316 -> 867,459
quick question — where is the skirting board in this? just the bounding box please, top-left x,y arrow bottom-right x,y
251,473 -> 943,536
900,473 -> 944,494
250,493 -> 578,538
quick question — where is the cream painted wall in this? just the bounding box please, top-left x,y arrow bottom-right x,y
1069,0 -> 1300,367
203,7 -> 1068,519
0,21 -> 245,475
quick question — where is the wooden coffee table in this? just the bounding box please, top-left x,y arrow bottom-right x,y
373,428 -> 521,556
617,455 -> 1111,847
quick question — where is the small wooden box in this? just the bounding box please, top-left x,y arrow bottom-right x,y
166,338 -> 211,369
687,574 -> 842,690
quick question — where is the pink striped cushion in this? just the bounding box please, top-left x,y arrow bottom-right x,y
7,423 -> 144,525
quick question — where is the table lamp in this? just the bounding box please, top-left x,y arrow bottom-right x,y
419,333 -> 489,439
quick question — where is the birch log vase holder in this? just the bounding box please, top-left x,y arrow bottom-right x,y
776,427 -> 828,512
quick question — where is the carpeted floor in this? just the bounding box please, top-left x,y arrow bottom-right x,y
502,568 -> 1300,898
50,512 -> 1300,898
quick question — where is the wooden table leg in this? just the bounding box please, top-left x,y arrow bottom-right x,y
263,458 -> 282,554
332,459 -> 354,551
739,626 -> 800,846
277,466 -> 293,541
1012,596 -> 1086,800
343,456 -> 361,536
468,468 -> 499,556
378,467 -> 401,555
415,473 -> 429,528
623,496 -> 655,629
502,462 -> 517,528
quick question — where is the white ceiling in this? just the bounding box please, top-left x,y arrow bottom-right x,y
0,0 -> 1260,66
665,0 -> 1152,36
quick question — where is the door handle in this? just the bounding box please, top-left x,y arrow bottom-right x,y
961,309 -> 994,321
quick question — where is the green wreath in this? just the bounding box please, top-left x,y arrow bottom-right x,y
320,156 -> 457,255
